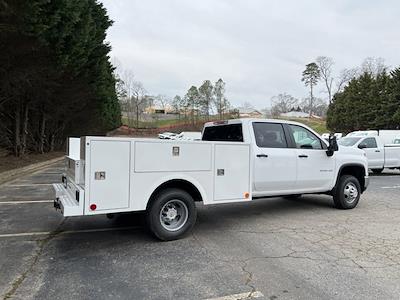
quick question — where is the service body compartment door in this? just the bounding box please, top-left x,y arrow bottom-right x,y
134,141 -> 212,172
88,140 -> 131,212
214,144 -> 251,201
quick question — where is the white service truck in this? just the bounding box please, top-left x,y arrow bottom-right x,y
54,119 -> 369,240
339,135 -> 400,173
347,130 -> 400,144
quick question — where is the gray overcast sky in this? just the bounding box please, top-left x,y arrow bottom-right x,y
101,0 -> 400,108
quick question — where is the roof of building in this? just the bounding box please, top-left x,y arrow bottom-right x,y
237,107 -> 262,114
280,111 -> 322,119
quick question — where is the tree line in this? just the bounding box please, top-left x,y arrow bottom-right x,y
116,66 -> 232,128
327,67 -> 400,132
269,56 -> 388,120
0,0 -> 121,156
172,79 -> 231,125
269,93 -> 328,118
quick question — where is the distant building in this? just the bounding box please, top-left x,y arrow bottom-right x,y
280,111 -> 322,119
237,107 -> 263,118
144,104 -> 174,114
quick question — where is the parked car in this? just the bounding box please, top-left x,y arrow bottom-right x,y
338,135 -> 400,173
321,133 -> 343,141
158,132 -> 177,139
54,119 -> 368,240
171,131 -> 201,141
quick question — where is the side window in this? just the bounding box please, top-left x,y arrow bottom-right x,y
252,123 -> 288,148
288,125 -> 323,150
202,124 -> 243,142
363,138 -> 377,148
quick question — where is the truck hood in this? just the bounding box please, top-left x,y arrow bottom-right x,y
337,145 -> 365,156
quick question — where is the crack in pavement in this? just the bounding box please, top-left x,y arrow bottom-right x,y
240,260 -> 256,299
2,218 -> 67,300
193,220 -> 400,292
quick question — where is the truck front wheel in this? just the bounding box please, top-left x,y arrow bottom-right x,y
333,175 -> 361,209
146,188 -> 197,241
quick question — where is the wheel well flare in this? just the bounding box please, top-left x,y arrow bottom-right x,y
339,165 -> 365,190
147,179 -> 203,209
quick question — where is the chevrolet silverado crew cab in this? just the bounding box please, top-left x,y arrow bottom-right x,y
53,119 -> 369,241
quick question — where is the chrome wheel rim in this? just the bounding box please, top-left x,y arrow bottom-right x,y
159,199 -> 188,231
343,182 -> 358,203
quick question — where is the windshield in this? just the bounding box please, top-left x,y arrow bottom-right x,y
338,137 -> 361,146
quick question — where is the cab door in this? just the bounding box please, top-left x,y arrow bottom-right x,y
252,122 -> 297,195
286,124 -> 335,192
358,137 -> 384,169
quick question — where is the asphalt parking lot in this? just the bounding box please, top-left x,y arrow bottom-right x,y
1,163 -> 400,300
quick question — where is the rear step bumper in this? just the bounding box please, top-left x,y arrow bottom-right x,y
53,183 -> 84,216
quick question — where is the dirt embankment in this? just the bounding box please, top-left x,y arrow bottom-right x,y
108,122 -> 206,137
0,150 -> 64,174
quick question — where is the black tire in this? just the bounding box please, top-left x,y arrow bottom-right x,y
371,168 -> 384,174
146,188 -> 197,241
333,175 -> 361,209
283,194 -> 302,200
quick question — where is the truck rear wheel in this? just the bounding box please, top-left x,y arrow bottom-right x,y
371,168 -> 384,174
146,188 -> 197,241
333,175 -> 361,209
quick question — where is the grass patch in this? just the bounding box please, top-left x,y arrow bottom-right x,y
276,117 -> 328,134
121,117 -> 185,128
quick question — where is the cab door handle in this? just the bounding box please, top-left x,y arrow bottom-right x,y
375,150 -> 380,152
256,154 -> 268,158
298,154 -> 308,158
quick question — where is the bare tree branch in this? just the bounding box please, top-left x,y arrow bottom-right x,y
316,56 -> 334,103
335,67 -> 359,94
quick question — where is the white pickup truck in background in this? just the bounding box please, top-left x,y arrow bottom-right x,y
339,134 -> 400,173
347,130 -> 400,145
54,119 -> 369,240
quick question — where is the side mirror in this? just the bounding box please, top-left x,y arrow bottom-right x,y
326,134 -> 338,157
358,143 -> 367,149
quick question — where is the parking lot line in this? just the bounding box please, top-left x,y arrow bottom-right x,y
0,200 -> 53,204
381,185 -> 400,189
205,291 -> 264,300
0,226 -> 141,239
4,183 -> 54,187
0,231 -> 51,238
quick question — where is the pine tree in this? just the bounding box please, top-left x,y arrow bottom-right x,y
184,86 -> 200,125
302,62 -> 320,117
0,0 -> 120,155
198,80 -> 213,120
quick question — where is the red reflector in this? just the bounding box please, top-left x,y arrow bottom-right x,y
90,204 -> 97,211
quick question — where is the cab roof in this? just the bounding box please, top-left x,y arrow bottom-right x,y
204,118 -> 311,128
